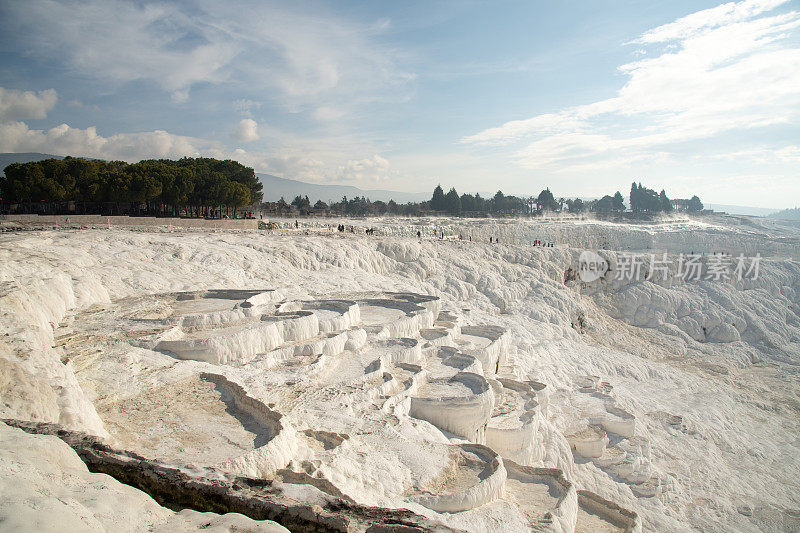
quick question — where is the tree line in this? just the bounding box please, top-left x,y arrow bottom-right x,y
262,182 -> 702,219
2,155 -> 703,220
261,188 -> 532,217
1,156 -> 262,218
322,183 -> 703,218
429,186 -> 530,215
262,195 -> 431,217
628,182 -> 701,214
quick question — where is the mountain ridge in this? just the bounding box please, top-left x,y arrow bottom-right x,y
255,173 -> 428,203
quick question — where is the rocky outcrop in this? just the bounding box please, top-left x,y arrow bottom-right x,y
3,419 -> 463,533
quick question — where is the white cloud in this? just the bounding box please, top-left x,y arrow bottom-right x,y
313,106 -> 346,122
336,155 -> 390,183
0,120 -> 219,161
461,112 -> 590,146
3,1 -> 237,98
0,87 -> 57,121
234,99 -> 261,117
259,154 -> 327,180
635,0 -> 789,43
171,89 -> 190,104
231,118 -> 259,142
1,0 -> 412,108
221,5 -> 413,103
710,145 -> 800,163
0,118 -> 395,189
462,0 -> 800,173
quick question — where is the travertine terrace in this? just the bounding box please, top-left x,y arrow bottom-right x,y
2,215 -> 799,531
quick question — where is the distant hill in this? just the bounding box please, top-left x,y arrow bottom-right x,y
257,173 -> 427,204
705,203 -> 780,217
767,207 -> 800,220
0,153 -> 64,175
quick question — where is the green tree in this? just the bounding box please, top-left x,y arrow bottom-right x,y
226,181 -> 251,217
613,191 -> 625,212
659,190 -> 672,212
641,186 -> 660,212
431,185 -> 445,211
595,195 -> 614,214
65,157 -> 99,203
1,155 -> 262,217
630,182 -> 662,214
567,198 -> 585,213
506,195 -> 526,214
493,190 -> 506,213
688,195 -> 703,213
291,194 -> 311,215
444,187 -> 461,215
536,188 -> 557,212
630,182 -> 639,213
474,193 -> 486,212
97,162 -> 130,214
460,193 -> 476,212
162,167 -> 194,216
4,162 -> 67,205
277,197 -> 290,215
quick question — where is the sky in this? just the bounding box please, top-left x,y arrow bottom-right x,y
0,0 -> 798,209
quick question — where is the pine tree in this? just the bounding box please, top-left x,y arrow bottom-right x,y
536,188 -> 556,212
613,191 -> 625,212
444,187 -> 461,214
659,190 -> 672,212
688,195 -> 704,213
493,190 -> 505,213
431,185 -> 445,211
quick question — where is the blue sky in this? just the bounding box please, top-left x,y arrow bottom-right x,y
0,0 -> 798,208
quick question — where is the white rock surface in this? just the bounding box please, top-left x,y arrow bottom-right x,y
0,215 -> 798,532
0,421 -> 288,532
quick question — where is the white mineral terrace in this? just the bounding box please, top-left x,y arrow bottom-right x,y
10,284 -> 642,530
1,217 -> 798,532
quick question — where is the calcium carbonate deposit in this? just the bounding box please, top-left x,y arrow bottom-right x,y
1,214 -> 799,532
